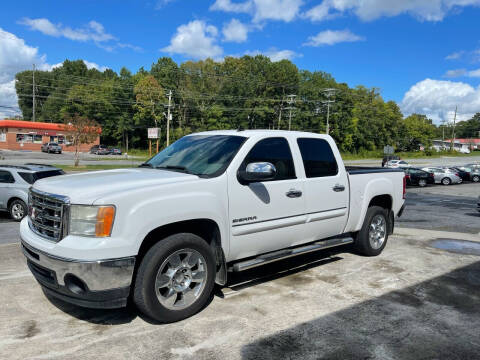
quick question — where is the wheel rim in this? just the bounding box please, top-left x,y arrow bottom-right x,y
368,214 -> 386,250
442,178 -> 450,185
473,176 -> 479,183
11,203 -> 24,220
419,179 -> 426,187
155,248 -> 207,311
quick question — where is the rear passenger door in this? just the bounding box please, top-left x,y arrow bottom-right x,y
297,138 -> 349,242
227,137 -> 306,261
0,170 -> 15,209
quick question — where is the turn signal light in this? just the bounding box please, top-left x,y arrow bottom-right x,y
95,206 -> 115,237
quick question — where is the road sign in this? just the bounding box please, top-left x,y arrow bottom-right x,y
148,128 -> 160,139
383,145 -> 394,155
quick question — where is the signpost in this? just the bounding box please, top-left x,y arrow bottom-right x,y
148,128 -> 160,156
383,145 -> 394,155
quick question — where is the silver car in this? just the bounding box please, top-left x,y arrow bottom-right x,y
0,164 -> 64,221
422,167 -> 462,185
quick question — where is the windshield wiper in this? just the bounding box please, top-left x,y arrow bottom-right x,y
155,165 -> 199,175
139,163 -> 153,168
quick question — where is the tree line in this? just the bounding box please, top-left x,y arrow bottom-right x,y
14,58 -> 480,153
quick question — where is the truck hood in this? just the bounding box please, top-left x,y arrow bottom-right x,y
33,168 -> 199,204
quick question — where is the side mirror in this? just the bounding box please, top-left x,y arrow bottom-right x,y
238,162 -> 277,183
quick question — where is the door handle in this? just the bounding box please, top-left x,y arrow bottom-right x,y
333,184 -> 345,192
286,189 -> 302,198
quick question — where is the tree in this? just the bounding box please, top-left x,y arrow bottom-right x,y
398,114 -> 437,151
64,114 -> 100,166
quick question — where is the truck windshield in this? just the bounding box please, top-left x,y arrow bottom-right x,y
145,135 -> 246,177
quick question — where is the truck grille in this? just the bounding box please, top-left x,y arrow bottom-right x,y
28,189 -> 69,242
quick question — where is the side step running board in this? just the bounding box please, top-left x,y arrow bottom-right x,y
231,236 -> 354,272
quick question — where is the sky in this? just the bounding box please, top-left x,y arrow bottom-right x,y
1,0 -> 480,123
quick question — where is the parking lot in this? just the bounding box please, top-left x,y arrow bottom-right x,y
0,171 -> 479,359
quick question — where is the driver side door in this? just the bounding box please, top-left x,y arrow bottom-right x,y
227,137 -> 306,261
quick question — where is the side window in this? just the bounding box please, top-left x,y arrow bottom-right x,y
0,171 -> 15,183
241,137 -> 296,181
297,138 -> 338,178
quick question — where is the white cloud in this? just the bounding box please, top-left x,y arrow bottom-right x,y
445,51 -> 464,60
19,18 -> 115,43
162,20 -> 223,59
253,0 -> 303,22
222,19 -> 249,42
303,29 -> 364,46
245,48 -> 301,61
0,29 -> 50,118
210,0 -> 303,22
444,69 -> 467,78
401,78 -> 480,123
304,2 -> 332,21
468,68 -> 480,77
304,0 -> 480,22
210,0 -> 253,13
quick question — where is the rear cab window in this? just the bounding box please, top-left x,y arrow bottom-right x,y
297,138 -> 338,178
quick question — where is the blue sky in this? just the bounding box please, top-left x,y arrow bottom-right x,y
1,0 -> 480,123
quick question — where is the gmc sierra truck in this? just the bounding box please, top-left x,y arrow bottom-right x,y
21,130 -> 406,322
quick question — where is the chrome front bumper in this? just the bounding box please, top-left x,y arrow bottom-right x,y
22,240 -> 135,308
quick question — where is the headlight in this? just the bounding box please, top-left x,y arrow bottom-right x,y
69,205 -> 115,237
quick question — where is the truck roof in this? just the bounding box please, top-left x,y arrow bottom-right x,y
191,129 -> 330,138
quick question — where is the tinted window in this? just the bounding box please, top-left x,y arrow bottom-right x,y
0,171 -> 14,183
147,135 -> 246,177
242,137 -> 295,181
19,170 -> 64,184
297,138 -> 338,178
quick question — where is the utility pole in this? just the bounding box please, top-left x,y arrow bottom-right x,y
450,106 -> 457,151
32,64 -> 36,122
322,88 -> 337,135
285,94 -> 296,131
166,90 -> 173,147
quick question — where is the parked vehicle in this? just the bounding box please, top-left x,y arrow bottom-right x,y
445,167 -> 471,182
41,142 -> 62,154
457,165 -> 480,182
422,167 -> 462,185
382,155 -> 400,167
477,195 -> 480,212
90,145 -> 110,155
386,160 -> 410,169
0,164 -> 64,221
110,148 -> 122,155
404,168 -> 434,187
21,131 -> 406,322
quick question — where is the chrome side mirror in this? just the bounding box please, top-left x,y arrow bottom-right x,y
238,162 -> 277,183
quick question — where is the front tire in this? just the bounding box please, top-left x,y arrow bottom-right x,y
418,179 -> 427,187
9,199 -> 27,221
133,233 -> 215,323
472,175 -> 479,183
354,206 -> 389,256
441,177 -> 451,185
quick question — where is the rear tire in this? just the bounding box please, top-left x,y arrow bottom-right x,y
9,199 -> 27,221
133,233 -> 215,323
354,206 -> 389,256
418,179 -> 427,187
441,177 -> 451,185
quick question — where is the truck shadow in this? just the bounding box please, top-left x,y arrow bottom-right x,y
43,247 -> 349,325
240,260 -> 480,360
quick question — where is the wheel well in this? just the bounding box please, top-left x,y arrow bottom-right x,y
137,219 -> 221,266
368,194 -> 392,211
7,197 -> 25,209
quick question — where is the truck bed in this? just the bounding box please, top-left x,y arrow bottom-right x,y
346,166 -> 405,175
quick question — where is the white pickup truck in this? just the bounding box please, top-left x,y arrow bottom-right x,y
21,130 -> 406,322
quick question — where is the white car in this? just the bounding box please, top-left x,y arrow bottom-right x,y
386,160 -> 410,168
422,167 -> 462,185
21,130 -> 406,322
